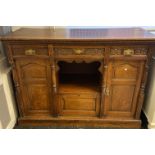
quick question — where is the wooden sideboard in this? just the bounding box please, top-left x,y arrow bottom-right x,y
1,27 -> 155,128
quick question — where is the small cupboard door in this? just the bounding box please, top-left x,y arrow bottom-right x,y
15,58 -> 53,117
103,60 -> 145,119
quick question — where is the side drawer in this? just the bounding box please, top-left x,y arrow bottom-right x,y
110,47 -> 148,56
11,44 -> 48,56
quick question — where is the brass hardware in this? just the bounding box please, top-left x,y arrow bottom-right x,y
105,87 -> 110,96
74,49 -> 84,54
103,86 -> 110,96
123,49 -> 134,56
103,87 -> 106,95
25,49 -> 36,55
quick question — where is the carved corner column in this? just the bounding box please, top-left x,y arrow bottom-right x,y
7,44 -> 24,117
99,48 -> 107,117
48,45 -> 59,117
135,49 -> 151,119
99,64 -> 107,117
135,65 -> 147,119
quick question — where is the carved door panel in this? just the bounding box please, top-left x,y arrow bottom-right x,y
103,60 -> 145,119
15,58 -> 53,116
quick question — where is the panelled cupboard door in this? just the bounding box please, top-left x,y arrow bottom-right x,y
15,58 -> 53,117
103,60 -> 145,119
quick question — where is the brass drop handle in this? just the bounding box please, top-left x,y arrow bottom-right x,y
123,49 -> 134,56
74,49 -> 84,54
25,49 -> 36,55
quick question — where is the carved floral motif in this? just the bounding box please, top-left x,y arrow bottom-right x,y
54,48 -> 105,55
110,48 -> 122,55
110,48 -> 147,55
134,48 -> 147,55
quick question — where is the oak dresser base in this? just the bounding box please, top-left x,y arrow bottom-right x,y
18,117 -> 141,128
2,27 -> 155,129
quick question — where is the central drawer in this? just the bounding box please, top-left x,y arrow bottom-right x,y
54,46 -> 105,59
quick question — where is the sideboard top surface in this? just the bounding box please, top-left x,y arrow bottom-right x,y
1,27 -> 155,41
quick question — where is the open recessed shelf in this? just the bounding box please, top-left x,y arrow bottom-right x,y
58,61 -> 101,93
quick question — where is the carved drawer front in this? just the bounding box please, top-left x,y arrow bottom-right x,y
54,47 -> 105,57
11,44 -> 48,56
59,93 -> 100,117
110,47 -> 147,56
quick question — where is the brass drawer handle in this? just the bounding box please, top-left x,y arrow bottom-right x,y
123,49 -> 134,56
74,49 -> 84,54
25,49 -> 36,55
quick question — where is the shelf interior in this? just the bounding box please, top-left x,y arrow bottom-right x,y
58,61 -> 101,93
